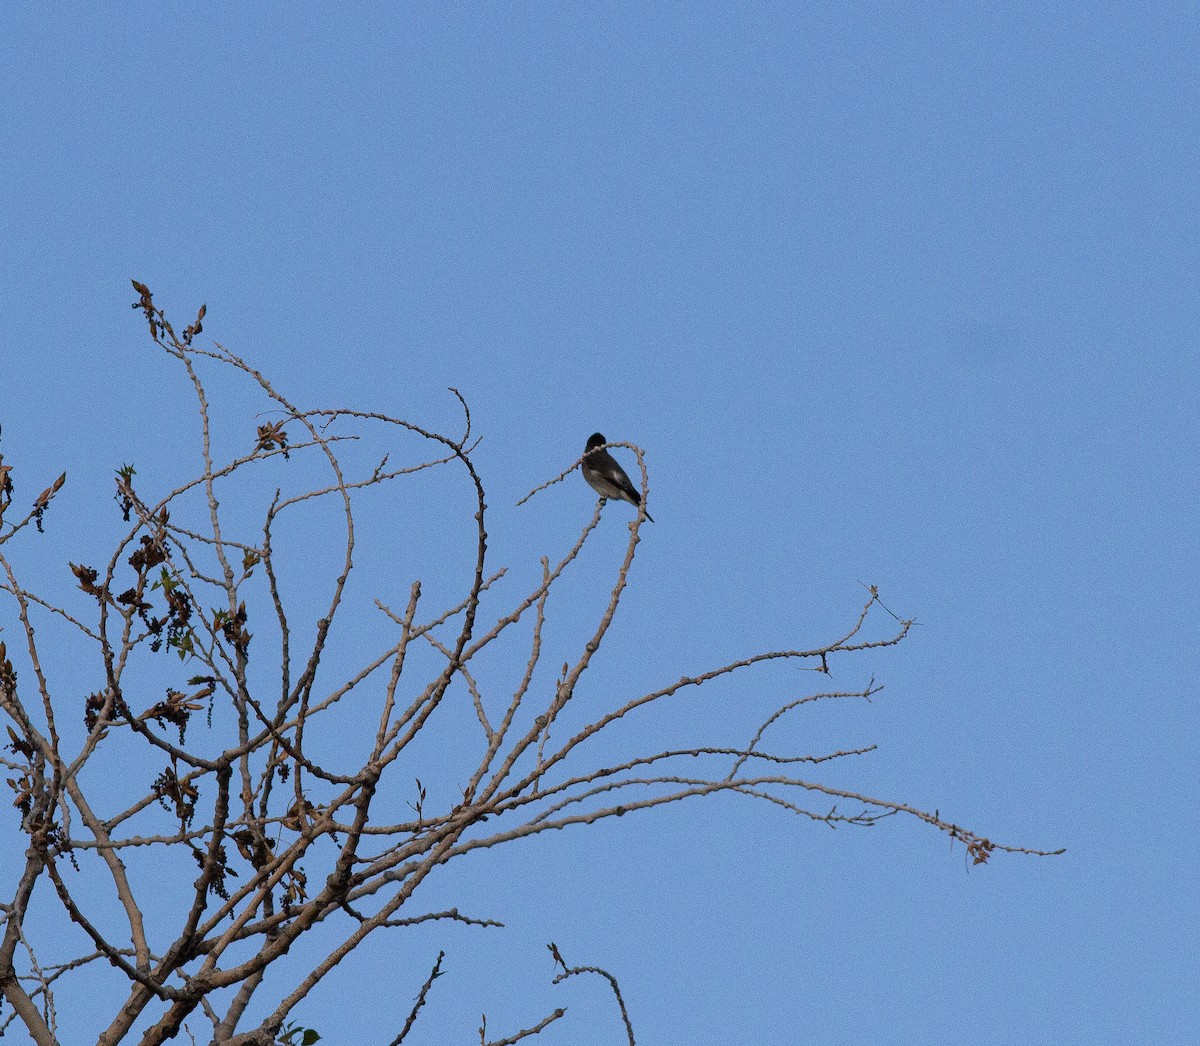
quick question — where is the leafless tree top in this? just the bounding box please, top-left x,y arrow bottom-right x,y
0,286 -> 1059,1046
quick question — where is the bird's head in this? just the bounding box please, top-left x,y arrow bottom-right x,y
586,433 -> 607,451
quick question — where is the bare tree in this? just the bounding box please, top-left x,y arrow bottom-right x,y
0,285 -> 1060,1045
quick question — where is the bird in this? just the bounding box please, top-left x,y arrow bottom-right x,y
582,433 -> 653,522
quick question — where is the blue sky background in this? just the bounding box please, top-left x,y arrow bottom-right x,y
2,4 -> 1197,1044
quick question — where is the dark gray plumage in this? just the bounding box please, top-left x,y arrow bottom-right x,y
582,433 -> 653,522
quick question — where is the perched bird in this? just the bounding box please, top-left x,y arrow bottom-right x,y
582,433 -> 653,522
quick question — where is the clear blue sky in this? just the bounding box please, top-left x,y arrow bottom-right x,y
2,4 -> 1197,1044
